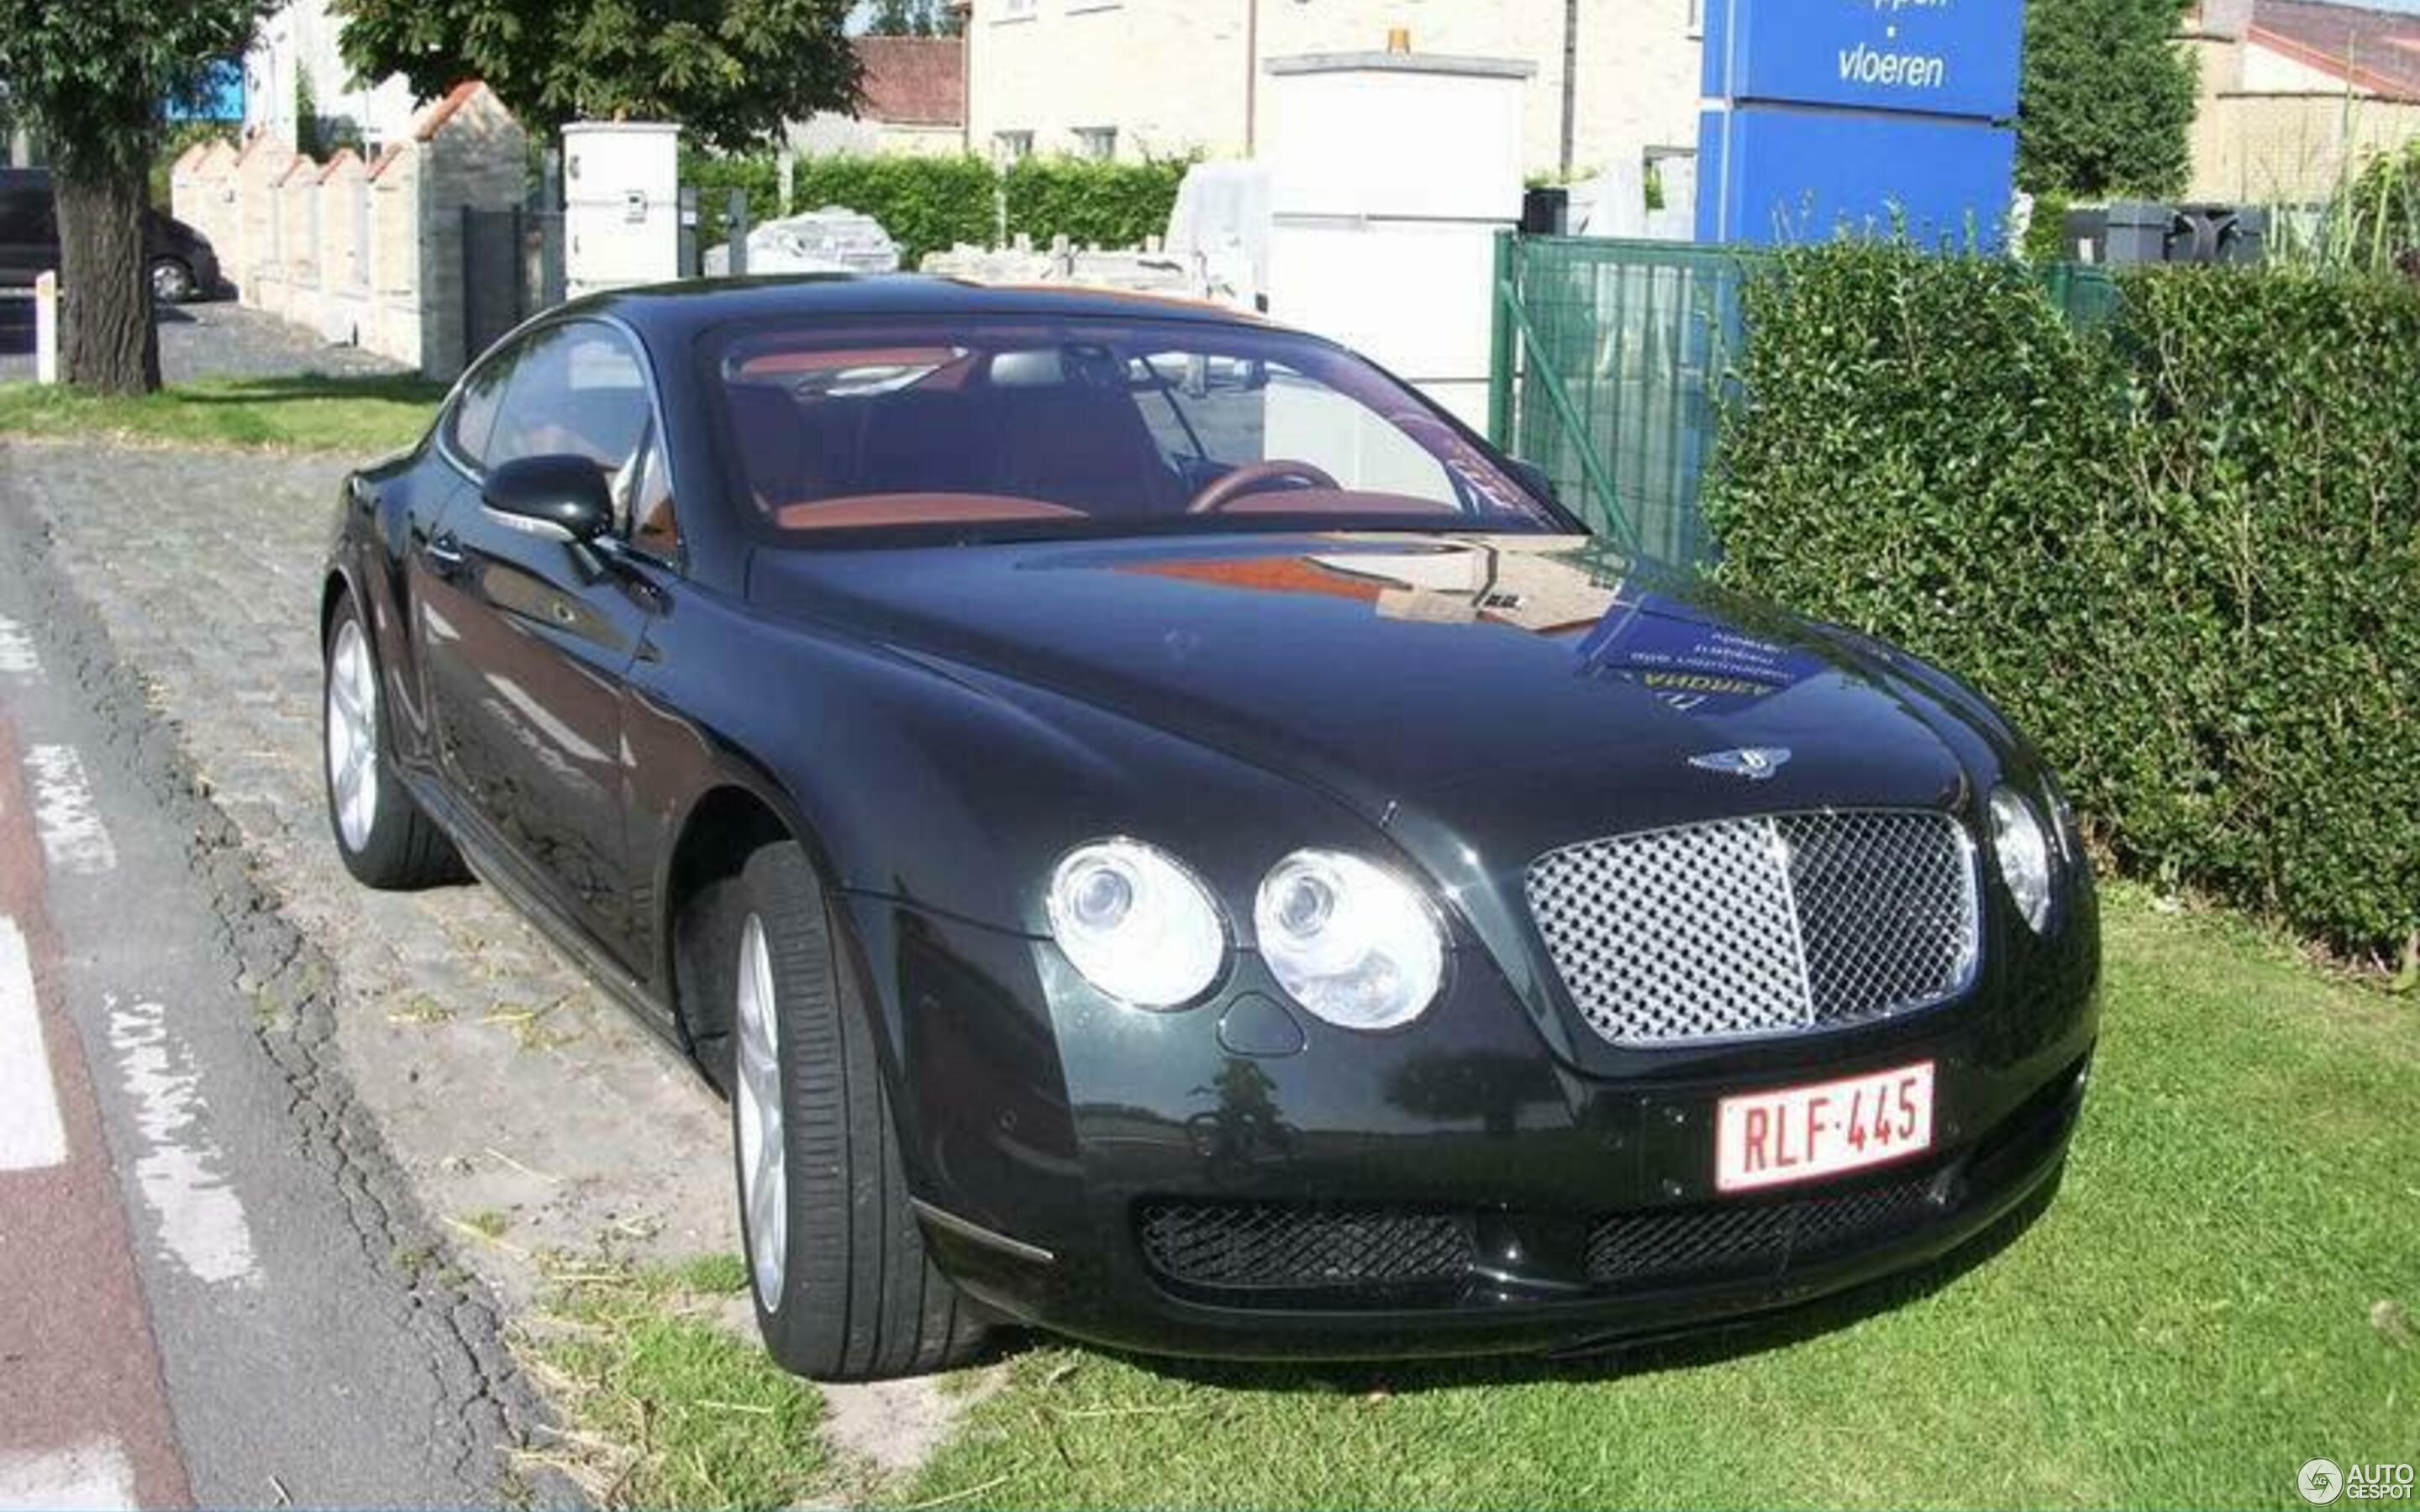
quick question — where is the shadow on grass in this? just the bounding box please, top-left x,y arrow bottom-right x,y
163,373 -> 450,406
1042,1167 -> 2064,1397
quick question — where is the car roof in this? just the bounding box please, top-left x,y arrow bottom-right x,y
559,273 -> 1291,349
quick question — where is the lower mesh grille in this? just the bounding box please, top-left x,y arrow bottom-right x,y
1136,1200 -> 1476,1293
1586,1177 -> 1937,1287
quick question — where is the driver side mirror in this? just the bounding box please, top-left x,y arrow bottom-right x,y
481,454 -> 613,544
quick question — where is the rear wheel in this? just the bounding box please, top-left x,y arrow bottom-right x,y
322,597 -> 461,889
704,840 -> 989,1381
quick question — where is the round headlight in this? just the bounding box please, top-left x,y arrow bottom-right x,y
1254,851 -> 1444,1031
1046,840 -> 1226,1009
1989,786 -> 2054,933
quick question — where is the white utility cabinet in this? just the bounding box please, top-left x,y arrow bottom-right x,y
562,122 -> 681,298
1260,51 -> 1534,430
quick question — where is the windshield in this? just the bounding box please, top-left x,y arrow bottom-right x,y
708,316 -> 1564,542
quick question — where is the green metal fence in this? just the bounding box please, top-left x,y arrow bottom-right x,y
1487,234 -> 2120,565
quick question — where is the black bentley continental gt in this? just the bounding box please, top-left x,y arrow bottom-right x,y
319,277 -> 2097,1381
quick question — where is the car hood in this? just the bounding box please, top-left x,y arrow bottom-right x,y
749,533 -> 1979,865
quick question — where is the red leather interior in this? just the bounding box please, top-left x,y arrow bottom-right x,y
1211,489 -> 1460,517
771,494 -> 1087,531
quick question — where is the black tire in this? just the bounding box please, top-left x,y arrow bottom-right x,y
150,257 -> 195,304
321,596 -> 463,890
705,840 -> 989,1381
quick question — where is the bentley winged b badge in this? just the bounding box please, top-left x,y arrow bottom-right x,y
1689,747 -> 1794,781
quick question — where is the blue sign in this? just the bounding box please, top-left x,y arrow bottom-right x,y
1702,0 -> 2025,123
1694,0 -> 2027,249
1697,107 -> 2018,248
166,60 -> 245,124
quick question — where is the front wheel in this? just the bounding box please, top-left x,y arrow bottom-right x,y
322,597 -> 461,889
150,258 -> 195,304
709,841 -> 989,1381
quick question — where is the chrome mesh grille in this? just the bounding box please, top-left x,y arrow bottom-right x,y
1526,810 -> 1979,1047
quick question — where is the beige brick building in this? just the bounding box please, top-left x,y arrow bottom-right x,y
2181,0 -> 2420,202
964,0 -> 1704,181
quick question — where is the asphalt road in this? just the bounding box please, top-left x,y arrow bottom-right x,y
0,501 -> 555,1509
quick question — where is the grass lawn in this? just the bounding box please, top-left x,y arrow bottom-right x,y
0,374 -> 444,453
882,886 -> 2417,1510
518,1257 -> 825,1508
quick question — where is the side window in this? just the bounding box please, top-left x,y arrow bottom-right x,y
486,322 -> 652,478
623,427 -> 680,556
447,349 -> 513,465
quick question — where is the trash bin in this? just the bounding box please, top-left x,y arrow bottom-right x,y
2103,201 -> 2171,266
1521,186 -> 1570,237
2167,203 -> 2267,265
2063,205 -> 2110,265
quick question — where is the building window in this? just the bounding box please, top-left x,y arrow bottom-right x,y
1686,0 -> 1704,38
1073,126 -> 1117,162
994,130 -> 1034,164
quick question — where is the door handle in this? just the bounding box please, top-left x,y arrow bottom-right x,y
424,533 -> 468,575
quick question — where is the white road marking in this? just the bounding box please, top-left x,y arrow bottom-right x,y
106,995 -> 260,1289
0,617 -> 39,680
0,1439 -> 134,1509
24,745 -> 117,876
0,916 -> 70,1173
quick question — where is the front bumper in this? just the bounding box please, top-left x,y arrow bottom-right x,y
850,879 -> 2099,1361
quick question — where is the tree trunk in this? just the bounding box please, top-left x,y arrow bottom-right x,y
54,167 -> 160,395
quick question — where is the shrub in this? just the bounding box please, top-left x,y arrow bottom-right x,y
2018,0 -> 2197,198
684,150 -> 782,248
2022,187 -> 2075,265
686,152 -> 1192,270
1707,242 -> 2420,958
2344,140 -> 2420,278
1002,155 -> 1190,255
791,153 -> 998,268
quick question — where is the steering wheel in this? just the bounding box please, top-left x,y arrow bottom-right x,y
1186,459 -> 1340,515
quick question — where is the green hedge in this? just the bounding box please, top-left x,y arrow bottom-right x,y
791,154 -> 997,268
1002,155 -> 1189,255
685,151 -> 782,248
681,152 -> 1191,270
1707,242 -> 2420,958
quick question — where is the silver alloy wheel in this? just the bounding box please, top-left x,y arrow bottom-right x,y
150,260 -> 192,302
734,912 -> 787,1310
325,617 -> 380,853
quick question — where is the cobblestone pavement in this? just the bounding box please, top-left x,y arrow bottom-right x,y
1,440 -> 734,1309
0,301 -> 404,385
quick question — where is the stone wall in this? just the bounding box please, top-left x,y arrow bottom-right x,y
2188,92 -> 2420,202
171,81 -> 529,379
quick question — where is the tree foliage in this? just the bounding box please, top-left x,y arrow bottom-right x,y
2018,0 -> 2199,197
334,0 -> 860,153
0,0 -> 268,391
867,0 -> 960,36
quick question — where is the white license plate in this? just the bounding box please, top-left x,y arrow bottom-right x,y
1715,1062 -> 1935,1194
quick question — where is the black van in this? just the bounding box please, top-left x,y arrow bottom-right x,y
0,169 -> 224,302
